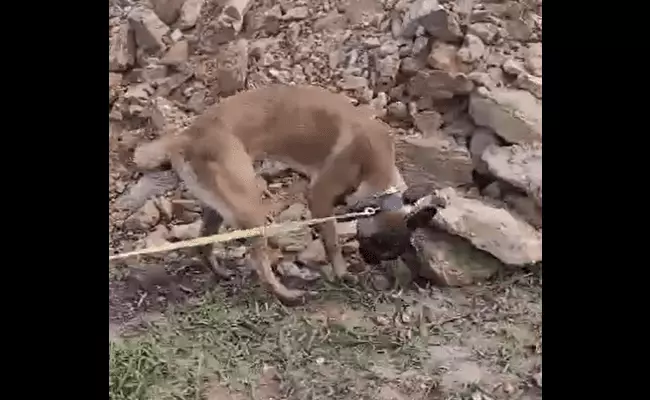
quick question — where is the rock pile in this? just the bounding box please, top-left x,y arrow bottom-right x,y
109,0 -> 542,288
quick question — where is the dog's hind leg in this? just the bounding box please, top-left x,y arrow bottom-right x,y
196,154 -> 307,303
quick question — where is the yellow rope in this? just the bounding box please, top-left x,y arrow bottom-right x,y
108,208 -> 376,261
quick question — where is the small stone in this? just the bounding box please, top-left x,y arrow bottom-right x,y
482,181 -> 502,199
443,116 -> 475,139
400,0 -> 463,42
125,200 -> 161,231
407,69 -> 473,99
371,274 -> 391,290
378,40 -> 400,56
468,23 -> 499,44
115,172 -> 179,213
469,88 -> 542,144
458,34 -> 485,64
338,74 -> 369,91
413,110 -> 443,137
297,240 -> 327,267
342,240 -> 359,254
161,40 -> 188,66
186,89 -> 207,113
109,73 -> 123,104
261,5 -> 283,35
369,92 -> 388,117
149,96 -> 192,133
314,11 -> 347,32
282,6 -> 309,21
195,39 -> 249,97
487,67 -> 505,86
178,0 -> 204,30
468,71 -> 496,89
143,225 -> 171,248
128,6 -> 170,54
411,36 -> 429,56
427,41 -> 460,72
123,83 -> 154,104
170,29 -> 183,42
344,0 -> 384,27
524,43 -> 542,77
375,53 -> 401,92
388,84 -> 405,101
363,37 -> 381,48
170,220 -> 203,240
506,19 -> 533,42
469,128 -> 500,175
400,57 -> 425,77
249,38 -> 279,59
387,101 -> 409,120
516,73 -> 542,99
502,58 -> 526,77
150,0 -> 185,25
109,22 -> 135,72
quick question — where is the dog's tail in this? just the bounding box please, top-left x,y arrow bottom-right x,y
132,134 -> 183,171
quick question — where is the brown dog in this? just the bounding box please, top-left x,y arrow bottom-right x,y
133,84 -> 414,302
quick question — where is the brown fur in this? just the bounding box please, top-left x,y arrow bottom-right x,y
133,85 -> 409,303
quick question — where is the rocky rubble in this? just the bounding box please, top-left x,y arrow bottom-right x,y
109,0 -> 542,289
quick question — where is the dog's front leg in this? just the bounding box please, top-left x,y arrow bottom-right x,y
308,184 -> 349,280
198,206 -> 233,279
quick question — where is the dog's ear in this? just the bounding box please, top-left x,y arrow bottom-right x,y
406,205 -> 438,230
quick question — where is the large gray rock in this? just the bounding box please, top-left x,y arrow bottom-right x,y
469,88 -> 542,144
408,69 -> 474,99
423,187 -> 542,265
395,135 -> 474,189
109,22 -> 135,72
400,0 -> 463,42
482,143 -> 542,206
128,6 -> 170,54
407,229 -> 502,286
114,171 -> 179,213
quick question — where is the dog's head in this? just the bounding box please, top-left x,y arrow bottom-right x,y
354,191 -> 439,264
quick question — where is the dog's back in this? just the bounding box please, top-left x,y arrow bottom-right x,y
136,84 -> 396,182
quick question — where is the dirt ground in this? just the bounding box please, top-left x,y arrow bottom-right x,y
109,257 -> 541,400
109,0 -> 542,398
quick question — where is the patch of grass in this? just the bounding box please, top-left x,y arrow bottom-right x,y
109,270 -> 543,400
109,282 -> 428,400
